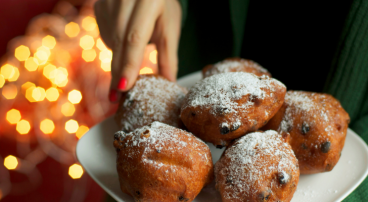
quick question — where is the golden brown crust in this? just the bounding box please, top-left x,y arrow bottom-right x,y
180,72 -> 286,147
114,122 -> 213,202
114,74 -> 187,132
262,91 -> 350,174
202,57 -> 271,78
215,130 -> 299,202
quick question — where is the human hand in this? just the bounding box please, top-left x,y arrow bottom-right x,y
94,0 -> 182,102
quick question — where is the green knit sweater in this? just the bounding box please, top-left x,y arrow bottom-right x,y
178,0 -> 368,201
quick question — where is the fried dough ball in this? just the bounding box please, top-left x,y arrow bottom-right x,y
202,58 -> 271,78
215,130 -> 299,202
115,75 -> 187,132
180,72 -> 286,147
113,122 -> 213,202
262,91 -> 350,174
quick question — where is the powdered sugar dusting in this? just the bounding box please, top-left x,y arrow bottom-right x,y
215,130 -> 298,200
182,72 -> 284,116
118,75 -> 187,132
204,59 -> 269,78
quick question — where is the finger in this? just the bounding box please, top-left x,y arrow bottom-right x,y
115,0 -> 164,91
94,0 -> 113,49
155,31 -> 179,82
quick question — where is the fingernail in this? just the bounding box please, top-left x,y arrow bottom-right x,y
109,89 -> 118,102
118,78 -> 127,90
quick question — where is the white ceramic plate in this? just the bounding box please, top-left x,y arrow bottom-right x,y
76,71 -> 368,202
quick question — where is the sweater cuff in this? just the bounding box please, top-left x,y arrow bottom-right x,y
178,0 -> 188,28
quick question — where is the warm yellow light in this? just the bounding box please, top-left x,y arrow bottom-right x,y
4,155 -> 18,170
8,67 -> 19,82
61,102 -> 75,117
96,38 -> 107,51
21,82 -> 35,94
6,109 -> 21,124
82,49 -> 96,62
42,35 -> 56,49
40,119 -> 55,134
68,90 -> 82,104
2,84 -> 17,99
99,49 -> 112,63
0,75 -> 4,88
35,46 -> 50,65
76,125 -> 89,139
65,22 -> 80,38
16,120 -> 31,135
139,67 -> 154,75
149,50 -> 157,64
43,64 -> 57,79
1,64 -> 15,79
100,61 -> 111,72
32,87 -> 46,102
45,87 -> 59,102
25,86 -> 37,102
79,35 -> 95,50
14,45 -> 30,61
82,16 -> 97,31
49,67 -> 68,87
65,119 -> 79,133
24,57 -> 39,71
68,164 -> 83,179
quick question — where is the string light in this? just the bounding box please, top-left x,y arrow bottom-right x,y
4,155 -> 18,170
16,120 -> 31,135
61,102 -> 75,117
99,49 -> 112,63
8,67 -> 20,82
25,86 -> 37,102
96,38 -> 107,51
79,35 -> 95,50
45,87 -> 59,101
82,49 -> 97,62
24,57 -> 39,71
149,50 -> 157,64
35,46 -> 50,65
40,119 -> 55,134
100,61 -> 111,72
76,125 -> 89,139
42,35 -> 56,49
82,16 -> 97,31
14,45 -> 31,61
68,90 -> 82,104
32,87 -> 46,102
0,75 -> 4,88
65,119 -> 79,133
2,84 -> 17,99
49,67 -> 68,87
65,22 -> 80,38
139,67 -> 154,75
1,64 -> 15,79
6,109 -> 21,124
43,64 -> 56,79
21,82 -> 35,94
68,164 -> 83,179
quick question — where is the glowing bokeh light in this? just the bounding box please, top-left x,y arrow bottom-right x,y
65,119 -> 79,133
6,109 -> 21,124
1,64 -> 15,79
25,86 -> 37,102
96,38 -> 107,51
24,57 -> 39,71
82,49 -> 96,62
35,46 -> 50,65
100,61 -> 111,72
32,87 -> 46,102
21,82 -> 35,94
68,164 -> 83,179
45,87 -> 59,101
8,67 -> 19,82
82,16 -> 97,31
43,64 -> 56,79
99,49 -> 112,63
2,84 -> 17,99
79,35 -> 95,50
40,119 -> 55,134
149,50 -> 157,64
49,67 -> 68,87
76,125 -> 89,139
16,120 -> 31,135
65,22 -> 80,38
14,45 -> 30,61
42,35 -> 56,49
4,155 -> 18,170
0,75 -> 4,88
61,102 -> 75,117
68,90 -> 82,104
139,67 -> 154,75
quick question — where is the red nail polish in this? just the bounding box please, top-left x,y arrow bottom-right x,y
109,89 -> 118,102
118,78 -> 127,90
